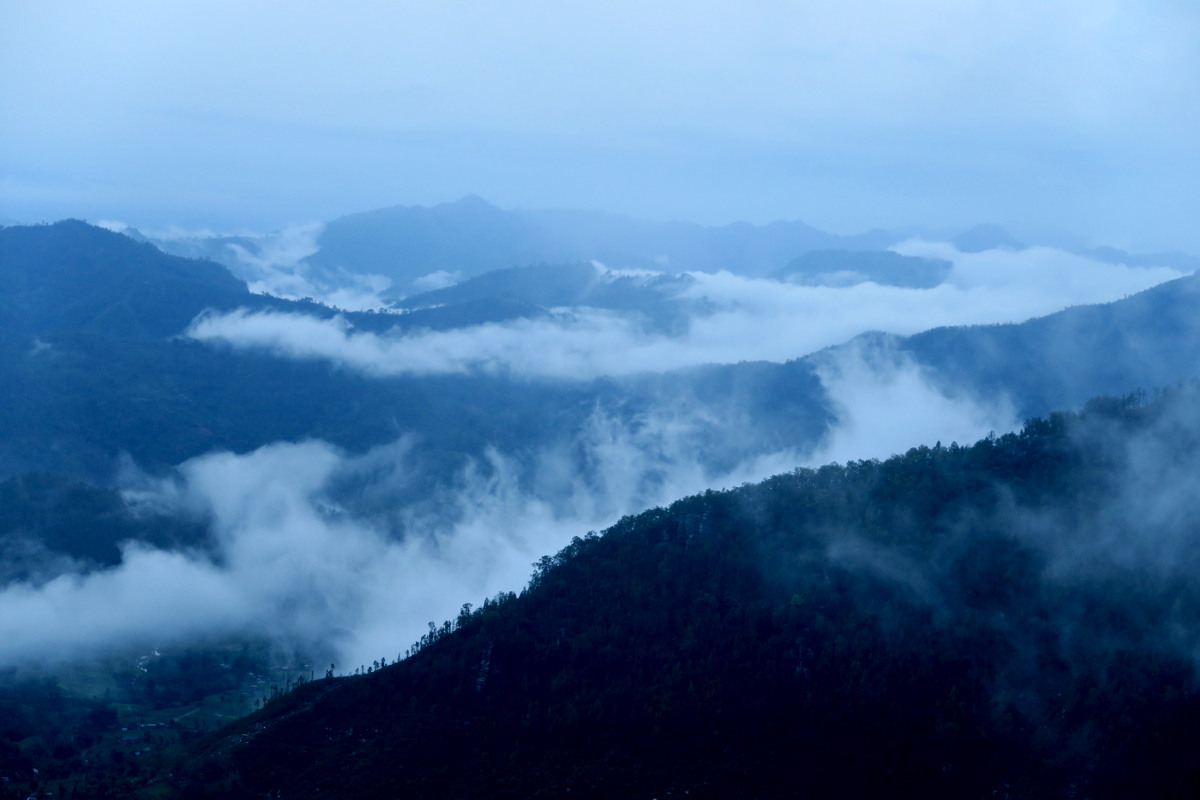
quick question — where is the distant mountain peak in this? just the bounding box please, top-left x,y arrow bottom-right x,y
446,194 -> 496,209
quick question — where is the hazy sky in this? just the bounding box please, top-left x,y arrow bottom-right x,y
3,1 -> 1199,249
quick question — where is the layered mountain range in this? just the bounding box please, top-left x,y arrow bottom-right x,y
4,217 -> 1200,565
3,207 -> 1200,798
174,389 -> 1200,798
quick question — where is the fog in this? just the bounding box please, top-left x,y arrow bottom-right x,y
1,218 -> 1193,673
185,243 -> 1184,379
6,10 -> 1200,785
3,236 -> 1195,683
1,217 -> 1194,686
806,342 -> 1018,466
0,344 -> 1013,670
1042,392 -> 1200,583
108,220 -> 396,312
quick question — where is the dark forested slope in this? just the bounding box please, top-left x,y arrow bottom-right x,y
171,388 -> 1200,799
0,220 -> 251,339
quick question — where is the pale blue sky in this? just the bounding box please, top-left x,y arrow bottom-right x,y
3,0 -> 1199,249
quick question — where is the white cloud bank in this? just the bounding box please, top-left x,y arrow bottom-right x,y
186,244 -> 1186,380
127,222 -> 395,311
224,224 -> 395,312
805,343 -> 1018,466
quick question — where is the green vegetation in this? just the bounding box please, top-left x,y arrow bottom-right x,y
151,387 -> 1200,799
0,642 -> 314,800
9,220 -> 1200,798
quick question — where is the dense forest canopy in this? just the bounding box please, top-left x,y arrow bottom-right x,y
154,386 -> 1200,799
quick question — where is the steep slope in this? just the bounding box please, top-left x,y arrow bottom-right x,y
171,389 -> 1200,799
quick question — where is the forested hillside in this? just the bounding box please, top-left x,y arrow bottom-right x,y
165,387 -> 1200,799
11,1 -> 1200,797
4,222 -> 1200,799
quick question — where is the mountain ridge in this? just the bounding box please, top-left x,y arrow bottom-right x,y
167,388 -> 1200,799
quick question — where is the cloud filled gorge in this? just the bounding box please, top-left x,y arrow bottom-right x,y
185,244 -> 1185,380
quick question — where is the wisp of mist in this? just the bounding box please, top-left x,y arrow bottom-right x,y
187,242 -> 1183,379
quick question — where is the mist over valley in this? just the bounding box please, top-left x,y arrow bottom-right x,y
6,195 -> 1200,796
5,2 -> 1200,796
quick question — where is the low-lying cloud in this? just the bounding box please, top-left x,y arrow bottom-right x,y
805,342 -> 1018,466
186,243 -> 1186,380
130,222 -> 396,311
223,223 -> 395,312
0,348 -> 1017,671
0,240 -> 1179,673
